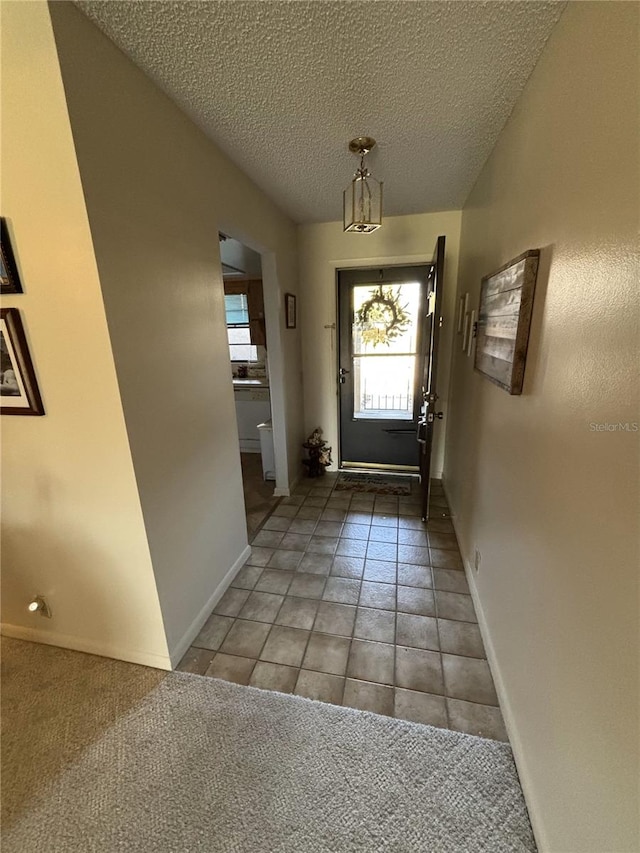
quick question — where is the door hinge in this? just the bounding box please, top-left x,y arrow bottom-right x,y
427,292 -> 436,316
439,315 -> 444,328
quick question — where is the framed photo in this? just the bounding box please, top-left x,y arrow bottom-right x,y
1,218 -> 23,294
462,310 -> 471,353
457,293 -> 468,334
466,309 -> 477,357
1,309 -> 44,415
474,250 -> 540,394
285,293 -> 296,329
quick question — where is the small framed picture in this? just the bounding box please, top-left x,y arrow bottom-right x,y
466,309 -> 477,357
1,218 -> 23,294
462,311 -> 471,353
457,293 -> 468,334
1,309 -> 45,415
285,293 -> 296,329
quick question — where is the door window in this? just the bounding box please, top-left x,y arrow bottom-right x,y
351,281 -> 422,420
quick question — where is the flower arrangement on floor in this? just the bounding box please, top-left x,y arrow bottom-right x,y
302,427 -> 332,477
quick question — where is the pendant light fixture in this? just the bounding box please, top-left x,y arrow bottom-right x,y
343,136 -> 383,233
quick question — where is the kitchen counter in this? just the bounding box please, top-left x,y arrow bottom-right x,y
232,378 -> 269,388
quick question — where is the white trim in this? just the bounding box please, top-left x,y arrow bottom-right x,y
443,480 -> 547,853
216,224 -> 292,502
259,251 -> 290,496
332,253 -> 433,270
274,469 -> 304,497
1,544 -> 254,675
333,254 -> 438,475
0,624 -> 173,671
167,544 -> 252,668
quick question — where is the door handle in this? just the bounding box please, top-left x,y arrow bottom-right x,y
338,367 -> 350,384
416,418 -> 427,445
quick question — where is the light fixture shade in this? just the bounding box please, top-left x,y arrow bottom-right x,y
343,174 -> 383,233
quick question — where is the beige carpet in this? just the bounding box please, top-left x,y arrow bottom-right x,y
1,638 -> 535,852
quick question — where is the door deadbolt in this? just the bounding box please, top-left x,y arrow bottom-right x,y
427,411 -> 444,423
338,367 -> 350,384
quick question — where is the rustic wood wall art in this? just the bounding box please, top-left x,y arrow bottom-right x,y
474,250 -> 540,394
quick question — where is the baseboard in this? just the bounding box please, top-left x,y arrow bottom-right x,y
0,623 -> 173,671
274,469 -> 304,498
168,544 -> 252,668
443,481 -> 548,852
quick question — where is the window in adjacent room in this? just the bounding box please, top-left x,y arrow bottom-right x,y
225,292 -> 258,362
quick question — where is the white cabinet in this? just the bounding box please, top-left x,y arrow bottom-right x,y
257,420 -> 275,480
234,386 -> 271,452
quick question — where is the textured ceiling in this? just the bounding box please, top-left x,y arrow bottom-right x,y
76,1 -> 565,223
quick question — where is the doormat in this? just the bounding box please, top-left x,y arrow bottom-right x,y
335,473 -> 412,495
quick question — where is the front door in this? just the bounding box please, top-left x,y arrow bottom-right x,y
338,265 -> 431,470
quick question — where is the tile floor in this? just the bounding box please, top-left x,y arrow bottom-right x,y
241,452 -> 279,537
178,473 -> 508,742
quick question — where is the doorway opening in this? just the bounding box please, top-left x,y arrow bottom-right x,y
220,233 -> 278,536
337,264 -> 432,472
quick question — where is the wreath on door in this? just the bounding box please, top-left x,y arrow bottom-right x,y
356,285 -> 410,347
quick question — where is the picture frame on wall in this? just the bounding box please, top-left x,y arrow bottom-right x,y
1,308 -> 45,415
457,293 -> 468,334
1,218 -> 23,294
474,250 -> 540,394
466,309 -> 477,357
462,310 -> 471,353
285,293 -> 296,329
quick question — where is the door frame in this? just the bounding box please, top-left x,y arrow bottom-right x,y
335,260 -> 435,472
418,235 -> 446,520
218,226 -> 291,496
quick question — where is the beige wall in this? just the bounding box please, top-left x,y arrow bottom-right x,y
298,212 -> 462,475
445,3 -> 639,851
49,2 -> 304,661
0,1 -> 170,667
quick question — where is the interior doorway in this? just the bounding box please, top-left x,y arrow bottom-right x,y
337,265 -> 432,471
220,234 -> 278,535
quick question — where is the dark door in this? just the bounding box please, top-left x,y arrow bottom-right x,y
418,236 -> 446,520
338,265 -> 431,470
